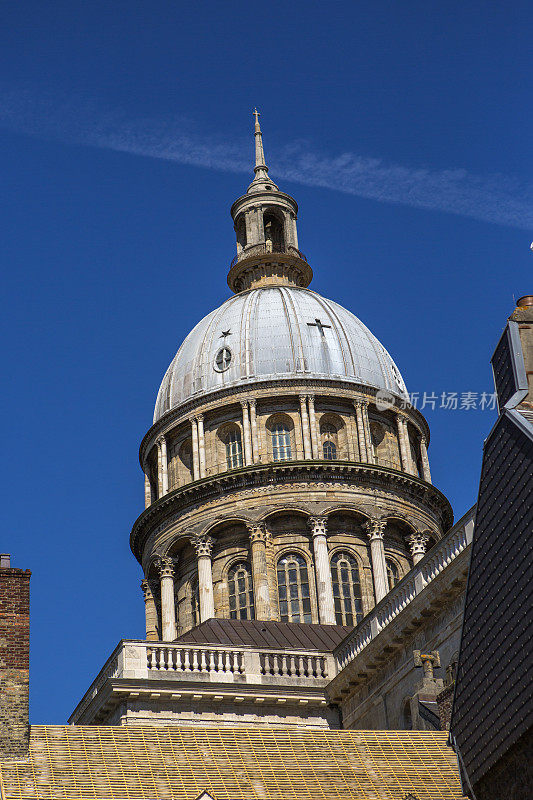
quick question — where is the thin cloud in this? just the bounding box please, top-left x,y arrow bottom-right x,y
1,88 -> 531,230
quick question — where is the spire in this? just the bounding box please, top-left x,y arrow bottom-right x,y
247,109 -> 278,193
253,108 -> 268,177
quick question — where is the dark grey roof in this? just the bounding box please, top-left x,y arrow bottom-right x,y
175,618 -> 354,651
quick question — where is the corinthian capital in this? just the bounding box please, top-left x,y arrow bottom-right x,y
140,578 -> 155,601
190,534 -> 215,559
308,516 -> 327,537
408,532 -> 430,559
247,522 -> 267,544
154,555 -> 176,579
363,519 -> 387,540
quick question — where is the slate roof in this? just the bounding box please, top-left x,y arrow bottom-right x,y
0,725 -> 463,800
175,618 -> 354,651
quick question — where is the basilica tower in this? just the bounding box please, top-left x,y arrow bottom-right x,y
132,113 -> 452,643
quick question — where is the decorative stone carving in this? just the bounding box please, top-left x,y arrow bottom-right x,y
190,535 -> 215,559
308,516 -> 327,537
154,555 -> 176,579
246,522 -> 267,544
413,649 -> 441,681
140,578 -> 155,601
363,519 -> 387,540
408,532 -> 430,564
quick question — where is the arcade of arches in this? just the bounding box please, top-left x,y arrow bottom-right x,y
141,511 -> 434,641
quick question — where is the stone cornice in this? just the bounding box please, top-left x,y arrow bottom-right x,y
140,377 -> 430,466
129,460 -> 453,563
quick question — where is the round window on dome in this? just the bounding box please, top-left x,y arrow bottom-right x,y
214,346 -> 232,372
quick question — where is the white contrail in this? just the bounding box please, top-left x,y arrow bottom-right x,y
1,88 -> 531,230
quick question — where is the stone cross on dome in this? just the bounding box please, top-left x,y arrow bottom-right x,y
308,318 -> 332,336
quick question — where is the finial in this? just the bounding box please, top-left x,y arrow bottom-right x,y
253,107 -> 268,176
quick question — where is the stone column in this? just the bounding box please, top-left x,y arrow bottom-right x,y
408,532 -> 430,565
155,556 -> 177,641
190,417 -> 200,481
196,414 -> 206,478
299,395 -> 312,459
396,415 -> 414,475
245,210 -> 254,246
354,400 -> 369,463
364,519 -> 388,604
191,535 -> 215,622
156,436 -> 169,496
419,436 -> 432,483
308,395 -> 320,458
362,401 -> 375,464
291,213 -> 299,249
249,399 -> 260,463
347,412 -> 358,461
141,578 -> 159,641
308,516 -> 336,624
255,207 -> 264,244
241,401 -> 253,466
247,523 -> 271,621
144,471 -> 153,508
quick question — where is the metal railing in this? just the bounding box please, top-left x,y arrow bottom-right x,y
229,243 -> 307,270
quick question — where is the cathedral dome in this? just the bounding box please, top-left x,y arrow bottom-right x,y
153,285 -> 408,422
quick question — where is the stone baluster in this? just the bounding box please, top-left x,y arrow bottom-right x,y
247,523 -> 272,621
419,436 -> 432,483
241,401 -> 253,466
190,417 -> 200,481
196,414 -> 206,478
141,578 -> 159,641
308,516 -> 336,624
191,535 -> 215,622
249,399 -> 260,463
156,436 -> 169,496
364,519 -> 388,604
299,395 -> 313,459
155,555 -> 177,641
408,532 -> 430,565
144,471 -> 153,508
307,395 -> 320,458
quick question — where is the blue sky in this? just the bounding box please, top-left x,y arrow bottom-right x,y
0,1 -> 531,723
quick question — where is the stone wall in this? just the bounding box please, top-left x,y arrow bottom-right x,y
437,682 -> 455,731
0,556 -> 31,758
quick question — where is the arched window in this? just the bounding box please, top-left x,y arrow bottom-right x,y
277,553 -> 312,623
225,429 -> 243,470
386,558 -> 400,590
263,212 -> 284,252
330,552 -> 363,626
228,562 -> 255,620
271,422 -> 292,461
191,579 -> 200,627
321,422 -> 338,460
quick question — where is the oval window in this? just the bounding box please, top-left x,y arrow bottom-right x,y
214,346 -> 232,372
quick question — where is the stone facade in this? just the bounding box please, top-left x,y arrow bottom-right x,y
0,555 -> 31,758
135,381 -> 451,642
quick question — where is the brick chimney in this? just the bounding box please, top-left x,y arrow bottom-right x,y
0,554 -> 31,758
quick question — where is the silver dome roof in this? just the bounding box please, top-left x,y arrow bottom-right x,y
154,286 -> 408,422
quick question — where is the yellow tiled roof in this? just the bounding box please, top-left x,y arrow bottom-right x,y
0,726 -> 463,800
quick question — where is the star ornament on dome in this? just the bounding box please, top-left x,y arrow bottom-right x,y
220,329 -> 232,338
